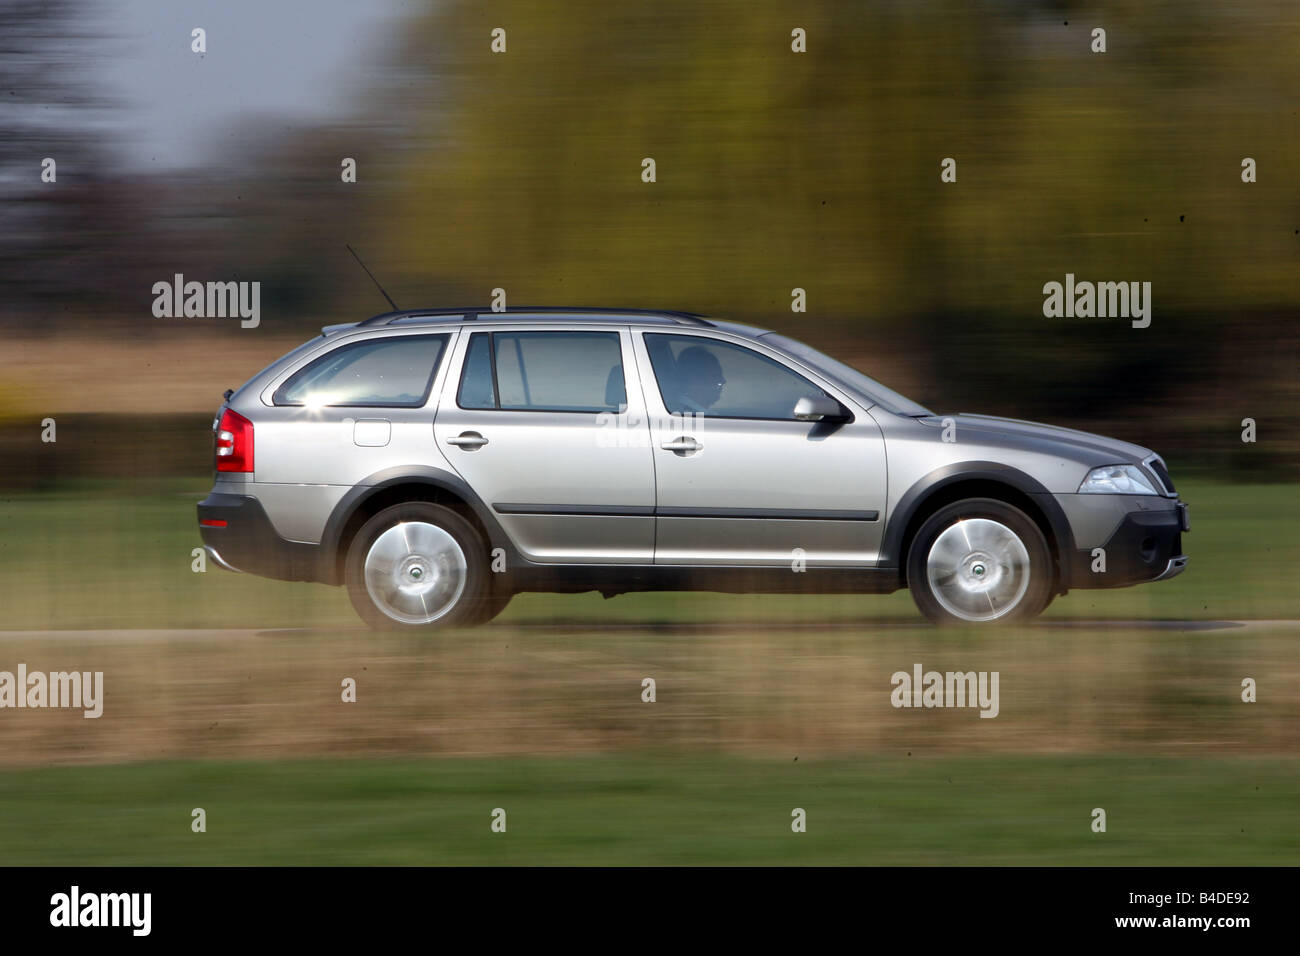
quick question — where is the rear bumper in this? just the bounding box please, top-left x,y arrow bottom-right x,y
197,493 -> 326,582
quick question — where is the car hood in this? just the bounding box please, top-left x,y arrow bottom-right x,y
917,413 -> 1154,465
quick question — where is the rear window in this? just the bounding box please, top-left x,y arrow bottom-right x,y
272,334 -> 449,407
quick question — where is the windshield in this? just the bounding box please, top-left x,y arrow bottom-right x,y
759,332 -> 933,417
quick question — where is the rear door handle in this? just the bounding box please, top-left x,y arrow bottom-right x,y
446,431 -> 489,449
660,437 -> 701,453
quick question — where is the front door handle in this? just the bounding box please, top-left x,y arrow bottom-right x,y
446,431 -> 489,449
660,436 -> 702,453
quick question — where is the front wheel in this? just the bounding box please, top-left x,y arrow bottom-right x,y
345,502 -> 490,630
906,498 -> 1053,626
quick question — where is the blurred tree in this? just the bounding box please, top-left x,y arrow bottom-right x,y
0,0 -> 134,315
1,0 -> 1295,474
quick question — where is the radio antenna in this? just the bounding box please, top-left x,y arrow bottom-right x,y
346,244 -> 400,312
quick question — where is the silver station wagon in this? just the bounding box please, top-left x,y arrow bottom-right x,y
198,308 -> 1189,627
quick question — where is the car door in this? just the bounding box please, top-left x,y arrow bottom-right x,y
634,330 -> 887,567
433,325 -> 655,563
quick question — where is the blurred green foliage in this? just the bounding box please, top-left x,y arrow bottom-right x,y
350,1 -> 1300,474
370,0 -> 1300,318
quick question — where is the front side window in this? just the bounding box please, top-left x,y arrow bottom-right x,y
457,330 -> 625,413
273,334 -> 448,407
643,333 -> 830,420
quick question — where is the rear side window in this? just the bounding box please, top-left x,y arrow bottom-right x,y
457,332 -> 497,409
273,334 -> 448,407
457,331 -> 625,413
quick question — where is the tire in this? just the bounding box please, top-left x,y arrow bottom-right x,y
345,501 -> 490,630
906,498 -> 1053,626
462,587 -> 513,627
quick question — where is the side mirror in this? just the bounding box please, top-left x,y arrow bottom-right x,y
793,395 -> 849,422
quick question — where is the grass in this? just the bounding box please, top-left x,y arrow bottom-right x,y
0,754 -> 1296,865
0,478 -> 1295,866
0,477 -> 1294,630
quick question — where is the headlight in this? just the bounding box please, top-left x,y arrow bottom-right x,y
1078,464 -> 1159,495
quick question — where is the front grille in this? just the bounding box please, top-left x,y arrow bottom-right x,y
1147,457 -> 1176,494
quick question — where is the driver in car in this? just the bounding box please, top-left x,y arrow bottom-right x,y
674,346 -> 726,414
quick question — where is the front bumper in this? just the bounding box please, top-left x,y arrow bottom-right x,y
197,492 -> 325,582
1059,495 -> 1189,590
1152,554 -> 1189,581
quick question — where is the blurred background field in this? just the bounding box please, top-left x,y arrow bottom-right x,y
0,605 -> 1295,764
2,0 -> 1299,864
0,476 -> 1291,629
2,0 -> 1299,478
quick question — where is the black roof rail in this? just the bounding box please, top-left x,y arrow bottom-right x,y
355,307 -> 713,328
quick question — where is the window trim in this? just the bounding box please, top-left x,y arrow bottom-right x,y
455,329 -> 627,415
270,333 -> 450,408
641,332 -> 852,424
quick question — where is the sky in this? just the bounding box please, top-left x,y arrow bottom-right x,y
97,0 -> 416,169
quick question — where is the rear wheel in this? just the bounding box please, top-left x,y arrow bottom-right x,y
345,502 -> 489,630
906,498 -> 1053,626
463,587 -> 513,626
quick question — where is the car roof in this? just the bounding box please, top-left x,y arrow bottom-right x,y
323,307 -> 769,338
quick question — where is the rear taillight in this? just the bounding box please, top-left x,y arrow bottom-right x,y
215,408 -> 254,473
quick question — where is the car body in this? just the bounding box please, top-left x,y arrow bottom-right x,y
197,307 -> 1189,627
